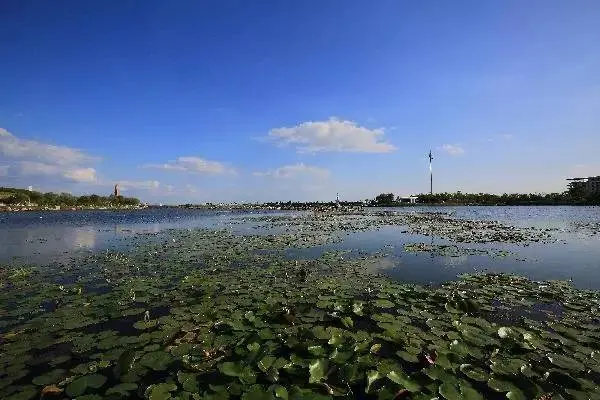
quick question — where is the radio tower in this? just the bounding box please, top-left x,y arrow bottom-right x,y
428,150 -> 433,195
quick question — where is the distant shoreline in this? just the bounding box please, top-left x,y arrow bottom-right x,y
0,205 -> 148,213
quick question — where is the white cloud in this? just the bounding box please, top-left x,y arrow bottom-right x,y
63,168 -> 97,183
0,128 -> 98,165
143,156 -> 234,174
117,180 -> 160,191
253,163 -> 330,179
18,161 -> 98,183
266,118 -> 396,153
439,144 -> 465,156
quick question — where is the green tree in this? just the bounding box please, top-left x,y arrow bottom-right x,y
374,193 -> 395,205
6,192 -> 30,205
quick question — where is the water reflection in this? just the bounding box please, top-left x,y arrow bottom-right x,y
68,228 -> 97,249
441,255 -> 469,267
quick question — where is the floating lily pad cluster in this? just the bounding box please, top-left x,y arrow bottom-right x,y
403,243 -> 512,259
0,221 -> 597,400
236,211 -> 555,246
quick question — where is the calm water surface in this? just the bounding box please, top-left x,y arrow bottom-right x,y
1,206 -> 599,288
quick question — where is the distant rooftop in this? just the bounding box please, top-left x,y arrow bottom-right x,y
566,176 -> 600,181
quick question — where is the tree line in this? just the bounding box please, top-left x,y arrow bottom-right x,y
0,187 -> 141,207
371,190 -> 600,206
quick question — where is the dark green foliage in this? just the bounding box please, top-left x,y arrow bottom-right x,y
0,186 -> 140,207
415,191 -> 600,206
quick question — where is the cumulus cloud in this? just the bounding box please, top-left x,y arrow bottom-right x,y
439,144 -> 465,156
18,161 -> 98,183
266,118 -> 396,153
117,180 -> 160,191
143,156 -> 234,174
0,128 -> 98,165
253,163 -> 330,179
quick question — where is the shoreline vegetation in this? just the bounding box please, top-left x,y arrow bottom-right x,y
2,185 -> 599,213
372,192 -> 600,207
0,187 -> 143,212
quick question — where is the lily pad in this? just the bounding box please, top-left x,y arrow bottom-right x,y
139,351 -> 173,371
177,371 -> 199,393
145,383 -> 177,400
32,369 -> 67,386
308,359 -> 328,383
66,374 -> 107,397
439,382 -> 461,400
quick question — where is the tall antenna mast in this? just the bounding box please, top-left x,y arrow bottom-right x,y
428,150 -> 433,195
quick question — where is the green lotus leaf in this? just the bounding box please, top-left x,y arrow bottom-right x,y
258,328 -> 276,340
329,348 -> 353,364
459,364 -> 489,382
133,320 -> 159,330
105,383 -> 138,396
365,370 -> 381,393
328,333 -> 345,347
505,388 -> 527,400
308,345 -> 326,357
273,385 -> 288,400
311,326 -> 330,340
66,374 -> 107,397
139,351 -> 174,371
288,386 -> 333,400
4,386 -> 37,400
459,383 -> 484,400
396,351 -> 419,363
258,356 -> 276,372
241,385 -> 275,400
272,357 -> 289,370
374,299 -> 394,309
487,378 -> 515,393
75,395 -> 103,400
547,353 -> 585,372
425,365 -> 458,385
544,369 -> 580,388
49,354 -> 71,366
444,303 -> 461,314
439,382 -> 461,400
145,383 -> 177,400
386,369 -> 421,392
490,358 -> 526,375
177,371 -> 199,393
352,302 -> 364,316
32,369 -> 67,386
244,311 -> 256,322
247,342 -> 260,353
308,359 -> 328,383
341,316 -> 353,329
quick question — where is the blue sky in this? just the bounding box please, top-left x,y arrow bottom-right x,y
1,1 -> 599,203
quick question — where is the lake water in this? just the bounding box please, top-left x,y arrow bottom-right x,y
1,206 -> 599,288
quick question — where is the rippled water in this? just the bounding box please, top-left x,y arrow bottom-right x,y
1,206 -> 599,288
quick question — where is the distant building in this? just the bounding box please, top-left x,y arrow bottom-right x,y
114,184 -> 120,197
398,196 -> 418,204
567,176 -> 600,195
27,186 -> 33,191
